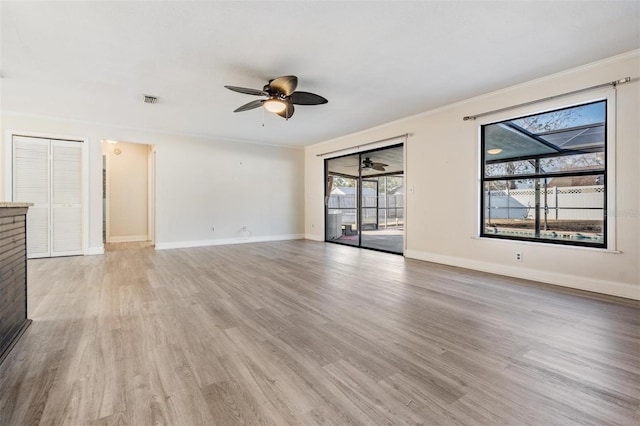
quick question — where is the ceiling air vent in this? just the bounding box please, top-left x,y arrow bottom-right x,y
142,94 -> 158,104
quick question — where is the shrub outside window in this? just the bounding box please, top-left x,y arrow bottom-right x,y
480,100 -> 607,248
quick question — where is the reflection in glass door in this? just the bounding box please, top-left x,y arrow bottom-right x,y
324,145 -> 404,254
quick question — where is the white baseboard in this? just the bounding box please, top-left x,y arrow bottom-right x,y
155,234 -> 305,251
404,249 -> 639,300
304,234 -> 324,242
86,245 -> 105,255
108,235 -> 149,243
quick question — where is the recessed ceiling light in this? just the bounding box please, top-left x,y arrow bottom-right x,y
487,148 -> 503,155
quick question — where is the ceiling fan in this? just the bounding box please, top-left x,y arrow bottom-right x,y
361,157 -> 388,171
224,75 -> 328,120
347,157 -> 388,172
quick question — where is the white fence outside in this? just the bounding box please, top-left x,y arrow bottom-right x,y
485,185 -> 604,220
328,194 -> 405,227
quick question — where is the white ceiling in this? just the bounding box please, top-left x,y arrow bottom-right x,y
1,1 -> 638,147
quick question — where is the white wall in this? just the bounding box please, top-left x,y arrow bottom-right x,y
305,51 -> 640,300
154,134 -> 304,248
1,115 -> 305,254
103,141 -> 149,242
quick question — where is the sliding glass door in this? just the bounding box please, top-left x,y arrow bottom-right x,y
325,145 -> 404,254
360,174 -> 404,253
326,164 -> 359,247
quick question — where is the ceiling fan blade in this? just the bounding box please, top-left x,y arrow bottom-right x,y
269,75 -> 298,96
276,102 -> 295,120
374,162 -> 389,167
234,99 -> 264,112
372,165 -> 386,171
289,91 -> 328,105
225,85 -> 267,96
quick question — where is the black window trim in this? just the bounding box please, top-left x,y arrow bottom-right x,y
479,99 -> 608,249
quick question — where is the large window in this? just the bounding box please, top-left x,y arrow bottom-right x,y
480,100 -> 607,248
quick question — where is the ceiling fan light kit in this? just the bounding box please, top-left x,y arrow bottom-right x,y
225,75 -> 327,120
263,99 -> 287,113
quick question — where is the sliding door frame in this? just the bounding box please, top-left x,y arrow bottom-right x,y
324,143 -> 405,255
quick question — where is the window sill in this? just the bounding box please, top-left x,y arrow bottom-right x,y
471,236 -> 622,254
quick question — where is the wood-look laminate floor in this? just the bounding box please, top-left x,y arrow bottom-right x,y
1,240 -> 639,425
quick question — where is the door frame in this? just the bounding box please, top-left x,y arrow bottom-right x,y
103,153 -> 110,243
148,145 -> 156,246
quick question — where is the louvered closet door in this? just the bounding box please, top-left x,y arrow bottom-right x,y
13,136 -> 51,258
51,140 -> 83,256
12,136 -> 83,258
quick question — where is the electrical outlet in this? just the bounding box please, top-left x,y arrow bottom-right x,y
516,252 -> 522,262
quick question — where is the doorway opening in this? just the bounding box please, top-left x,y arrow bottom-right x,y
325,144 -> 404,254
102,140 -> 156,249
